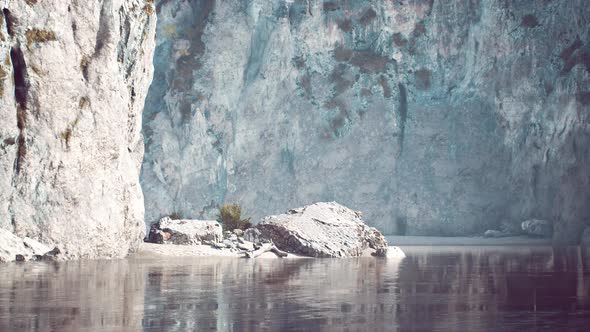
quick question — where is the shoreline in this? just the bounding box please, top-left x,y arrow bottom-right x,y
386,235 -> 552,246
136,243 -> 408,259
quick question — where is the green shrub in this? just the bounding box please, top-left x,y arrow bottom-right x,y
217,203 -> 252,232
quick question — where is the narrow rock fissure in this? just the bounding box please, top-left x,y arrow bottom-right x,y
10,46 -> 29,173
2,8 -> 15,38
397,83 -> 408,156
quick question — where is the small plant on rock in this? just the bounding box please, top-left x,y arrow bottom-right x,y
26,28 -> 56,48
217,203 -> 252,232
168,212 -> 183,220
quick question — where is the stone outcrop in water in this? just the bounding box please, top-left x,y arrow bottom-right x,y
147,217 -> 223,244
254,202 -> 388,257
0,1 -> 156,259
521,219 -> 552,238
141,0 -> 590,244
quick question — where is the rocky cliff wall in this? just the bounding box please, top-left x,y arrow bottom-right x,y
142,0 -> 590,243
0,0 -> 156,258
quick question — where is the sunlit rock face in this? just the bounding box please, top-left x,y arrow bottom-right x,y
0,0 -> 156,258
143,0 -> 590,242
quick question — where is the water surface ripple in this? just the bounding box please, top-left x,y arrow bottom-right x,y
1,246 -> 589,331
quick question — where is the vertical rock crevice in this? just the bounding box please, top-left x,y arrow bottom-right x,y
8,23 -> 29,174
397,83 -> 408,156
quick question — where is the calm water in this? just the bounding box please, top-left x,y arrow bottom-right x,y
1,246 -> 589,331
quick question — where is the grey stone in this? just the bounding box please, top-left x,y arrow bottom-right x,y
244,228 -> 263,244
147,217 -> 223,245
211,242 -> 226,250
223,239 -> 235,249
521,219 -> 552,238
0,229 -> 29,263
255,202 -> 388,258
233,229 -> 244,237
141,0 -> 590,243
484,230 -> 508,238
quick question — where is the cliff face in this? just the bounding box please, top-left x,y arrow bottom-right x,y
142,0 -> 590,242
0,0 -> 156,258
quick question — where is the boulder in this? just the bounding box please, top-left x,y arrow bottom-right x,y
147,217 -> 222,245
23,237 -> 52,255
0,229 -> 30,263
255,202 -> 388,257
0,229 -> 55,262
244,228 -> 263,243
521,219 -> 552,238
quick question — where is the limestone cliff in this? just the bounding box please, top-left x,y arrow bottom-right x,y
142,0 -> 589,243
0,0 -> 156,258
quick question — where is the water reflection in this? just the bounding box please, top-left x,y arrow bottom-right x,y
0,247 -> 589,331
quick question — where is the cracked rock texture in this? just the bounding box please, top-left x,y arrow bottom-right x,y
142,0 -> 590,244
256,202 -> 388,257
147,216 -> 222,244
0,0 -> 156,259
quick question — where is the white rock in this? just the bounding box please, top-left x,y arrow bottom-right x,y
23,237 -> 51,256
386,246 -> 406,259
0,229 -> 30,263
0,0 -> 156,259
147,217 -> 223,245
256,202 -> 388,257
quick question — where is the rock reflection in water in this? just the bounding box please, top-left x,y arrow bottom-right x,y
0,247 -> 589,331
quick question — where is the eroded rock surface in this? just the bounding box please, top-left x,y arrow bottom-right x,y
147,217 -> 223,244
0,228 -> 53,262
141,0 -> 590,243
255,202 -> 388,257
0,0 -> 156,259
521,219 -> 552,238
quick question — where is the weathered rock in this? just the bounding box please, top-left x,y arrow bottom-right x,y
23,237 -> 52,256
210,242 -> 226,250
484,230 -> 509,238
142,0 -> 590,242
35,247 -> 61,262
0,229 -> 54,262
233,229 -> 244,237
147,217 -> 223,245
255,202 -> 388,258
0,1 -> 156,259
521,219 -> 552,238
0,229 -> 29,263
237,241 -> 254,252
244,228 -> 263,244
